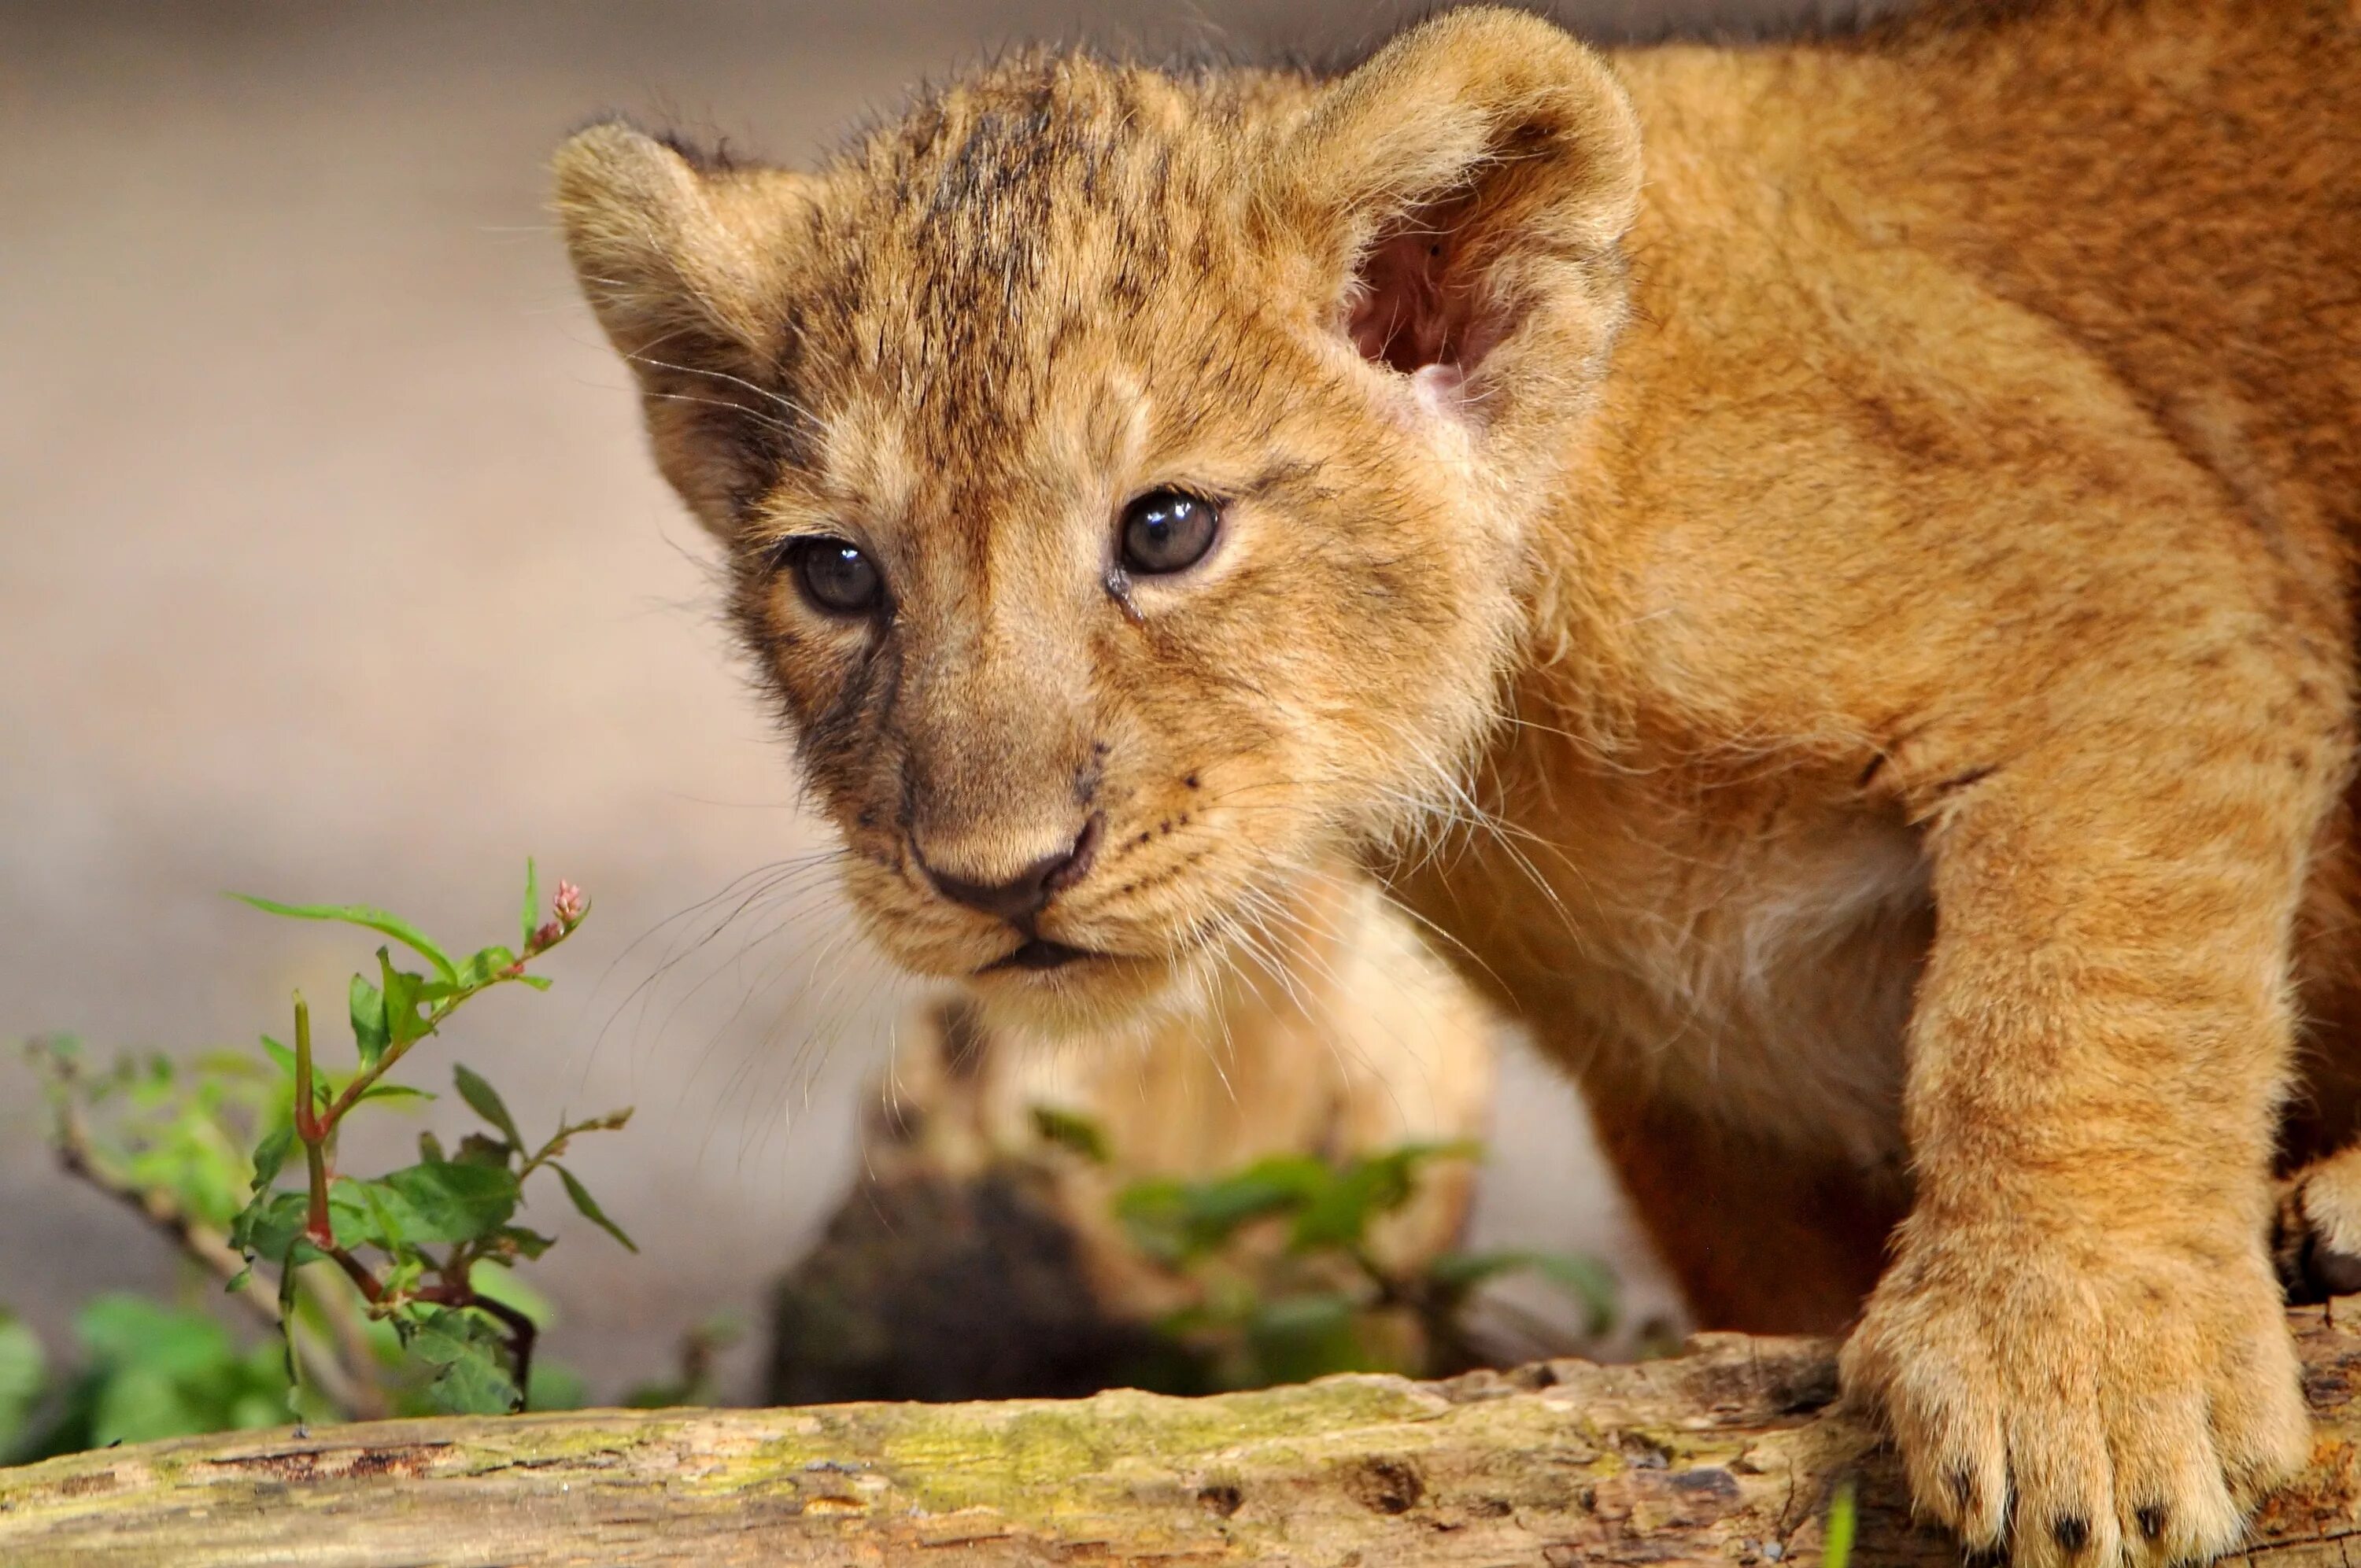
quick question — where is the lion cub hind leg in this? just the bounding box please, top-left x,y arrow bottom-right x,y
2276,1145 -> 2361,1301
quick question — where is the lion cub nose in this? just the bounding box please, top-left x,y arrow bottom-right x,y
920,814 -> 1103,925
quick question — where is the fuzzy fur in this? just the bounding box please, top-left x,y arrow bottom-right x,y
555,3 -> 2361,1562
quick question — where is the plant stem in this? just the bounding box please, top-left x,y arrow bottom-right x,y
293,994 -> 334,1251
324,1246 -> 386,1304
319,924 -> 580,1128
458,1293 -> 539,1400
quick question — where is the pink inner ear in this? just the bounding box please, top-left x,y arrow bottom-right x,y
1345,194 -> 1490,378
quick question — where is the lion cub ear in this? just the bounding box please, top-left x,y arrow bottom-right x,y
552,120 -> 816,533
1271,7 -> 1642,425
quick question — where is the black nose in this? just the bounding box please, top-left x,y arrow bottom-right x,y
922,814 -> 1103,925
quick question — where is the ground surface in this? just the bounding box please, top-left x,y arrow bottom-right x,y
0,0 -> 1845,1400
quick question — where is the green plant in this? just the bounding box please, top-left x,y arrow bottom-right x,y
9,865 -> 635,1456
1106,1136 -> 1616,1390
0,1312 -> 43,1448
2,1297 -> 291,1462
1822,1477 -> 1857,1567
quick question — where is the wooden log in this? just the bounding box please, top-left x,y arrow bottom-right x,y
8,1307 -> 2361,1566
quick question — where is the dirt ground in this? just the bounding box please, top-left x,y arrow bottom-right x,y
0,0 -> 1853,1401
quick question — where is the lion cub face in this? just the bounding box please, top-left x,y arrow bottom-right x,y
557,10 -> 1640,1029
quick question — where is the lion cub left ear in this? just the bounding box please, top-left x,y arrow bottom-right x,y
552,120 -> 818,533
1270,7 -> 1642,426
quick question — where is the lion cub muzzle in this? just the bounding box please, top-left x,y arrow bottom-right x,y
918,812 -> 1103,940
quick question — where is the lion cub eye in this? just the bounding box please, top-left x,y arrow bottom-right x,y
1118,490 -> 1219,575
786,537 -> 885,616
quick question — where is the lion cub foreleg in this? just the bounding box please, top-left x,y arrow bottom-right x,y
1838,651 -> 2344,1567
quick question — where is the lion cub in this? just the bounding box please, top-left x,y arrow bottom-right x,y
556,2 -> 2361,1562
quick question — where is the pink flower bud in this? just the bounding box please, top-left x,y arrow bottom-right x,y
553,880 -> 588,928
530,920 -> 563,953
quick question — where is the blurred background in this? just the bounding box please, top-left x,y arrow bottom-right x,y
0,0 -> 1870,1406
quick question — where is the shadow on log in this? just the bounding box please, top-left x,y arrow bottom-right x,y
7,1307 -> 2361,1566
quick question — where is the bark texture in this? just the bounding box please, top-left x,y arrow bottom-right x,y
8,1308 -> 2361,1566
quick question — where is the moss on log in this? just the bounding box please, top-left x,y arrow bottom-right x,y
6,1308 -> 2361,1566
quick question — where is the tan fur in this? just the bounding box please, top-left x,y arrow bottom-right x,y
555,3 -> 2361,1562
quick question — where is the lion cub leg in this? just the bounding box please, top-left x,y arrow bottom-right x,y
2276,1145 -> 2361,1301
1838,653 -> 2343,1566
1578,1070 -> 1900,1335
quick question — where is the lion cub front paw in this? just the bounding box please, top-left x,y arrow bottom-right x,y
1840,1223 -> 2306,1566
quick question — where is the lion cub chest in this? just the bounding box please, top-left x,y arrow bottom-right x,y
1418,766 -> 1934,1168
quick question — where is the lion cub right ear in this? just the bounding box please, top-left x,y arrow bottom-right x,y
552,121 -> 817,533
1269,7 -> 1642,433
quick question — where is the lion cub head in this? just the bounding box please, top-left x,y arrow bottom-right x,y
556,7 -> 1639,1031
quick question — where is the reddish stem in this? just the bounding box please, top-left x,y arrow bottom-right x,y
292,994 -> 337,1250
325,1245 -> 384,1304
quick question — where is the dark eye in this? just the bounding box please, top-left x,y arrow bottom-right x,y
1118,489 -> 1219,575
787,537 -> 884,616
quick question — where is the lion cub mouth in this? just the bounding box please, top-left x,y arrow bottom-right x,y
981,937 -> 1099,973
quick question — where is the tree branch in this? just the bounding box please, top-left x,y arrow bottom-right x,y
8,1308 -> 2361,1566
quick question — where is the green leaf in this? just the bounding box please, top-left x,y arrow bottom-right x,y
89,1366 -> 199,1447
223,1267 -> 253,1296
520,858 -> 540,951
452,1064 -> 523,1149
430,1347 -> 520,1414
1421,1249 -> 1526,1293
313,1182 -> 388,1252
260,1035 -> 297,1078
1114,1179 -> 1194,1263
455,945 -> 518,991
453,1132 -> 513,1168
231,894 -> 459,984
1824,1479 -> 1857,1568
354,1179 -> 410,1253
405,1307 -> 519,1415
76,1296 -> 231,1382
232,1190 -> 312,1263
248,1125 -> 294,1193
348,972 -> 390,1069
1117,1155 -> 1328,1262
1290,1142 -> 1480,1253
513,974 -> 553,992
371,1161 -> 519,1245
0,1312 -> 46,1448
555,1164 -> 637,1253
1424,1248 -> 1618,1337
493,1224 -> 557,1260
379,952 -> 431,1050
1029,1105 -> 1110,1164
357,1083 -> 435,1105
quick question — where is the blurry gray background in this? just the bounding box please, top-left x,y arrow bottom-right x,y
0,0 -> 1859,1401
